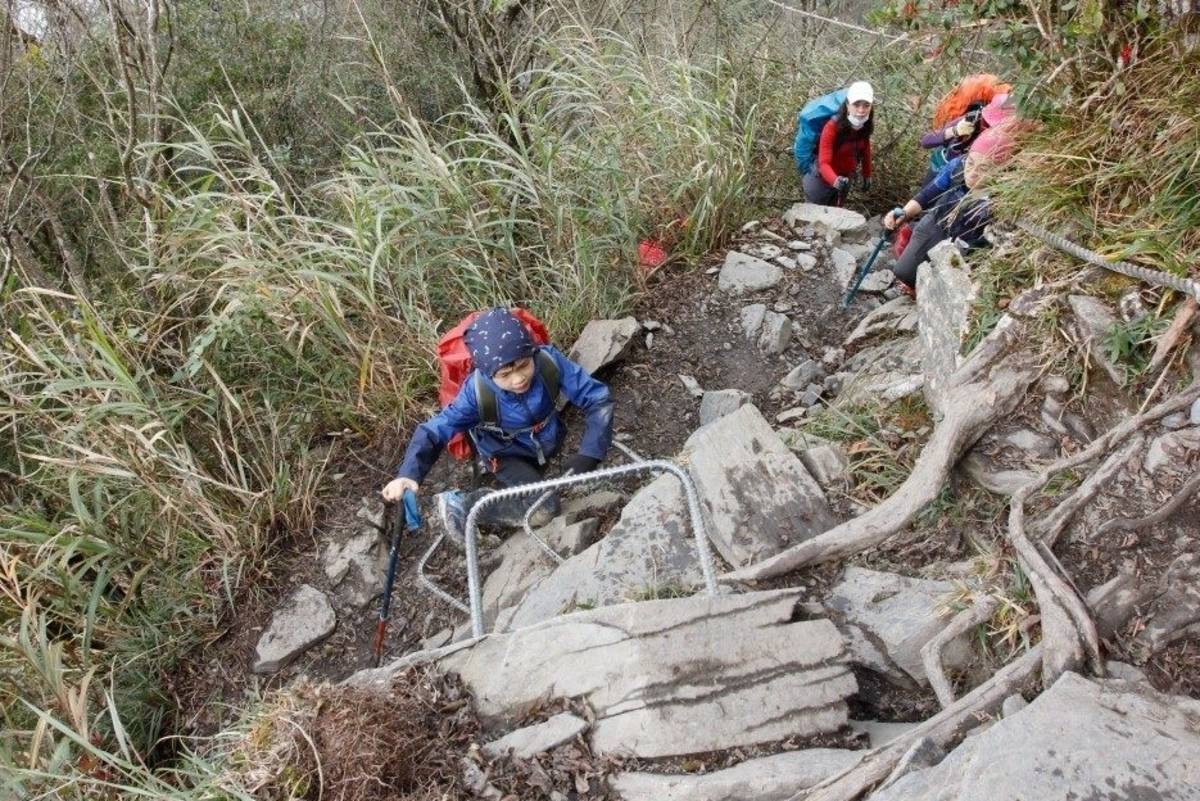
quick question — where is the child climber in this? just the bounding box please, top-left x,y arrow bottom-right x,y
381,307 -> 614,546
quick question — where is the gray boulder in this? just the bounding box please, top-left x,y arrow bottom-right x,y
869,672 -> 1200,801
783,203 -> 868,238
844,296 -> 917,348
800,443 -> 851,490
1144,427 -> 1200,474
322,529 -> 386,608
822,567 -> 970,685
1134,552 -> 1200,654
831,246 -> 893,293
758,310 -> 793,354
684,405 -> 836,568
699,388 -> 752,426
568,317 -> 640,375
916,241 -> 979,413
719,252 -> 783,294
498,474 -> 703,630
609,749 -> 861,801
439,590 -> 857,758
253,585 -> 337,673
740,303 -> 767,338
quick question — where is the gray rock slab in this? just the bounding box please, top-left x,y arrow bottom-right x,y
699,388 -> 752,426
779,359 -> 825,393
499,474 -> 703,630
438,590 -> 857,758
480,519 -> 601,628
253,585 -> 336,673
1068,294 -> 1125,385
719,252 -> 783,293
1144,427 -> 1200,474
684,405 -> 836,568
831,247 -> 893,293
916,241 -> 978,414
823,567 -> 969,685
568,317 -> 640,375
609,749 -> 861,801
759,310 -> 793,354
323,529 -> 386,608
800,443 -> 850,489
740,303 -> 767,338
788,239 -> 812,251
844,296 -> 917,348
869,672 -> 1200,801
482,712 -> 588,759
794,253 -> 818,271
783,202 -> 868,237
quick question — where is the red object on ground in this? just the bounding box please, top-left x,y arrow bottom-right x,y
436,308 -> 551,460
638,239 -> 668,270
894,223 -> 913,258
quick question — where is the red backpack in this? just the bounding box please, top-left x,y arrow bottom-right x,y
437,308 -> 558,460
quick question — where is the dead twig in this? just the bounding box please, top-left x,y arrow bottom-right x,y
1148,297 -> 1197,373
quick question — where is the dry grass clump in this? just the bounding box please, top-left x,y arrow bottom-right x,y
229,668 -> 478,801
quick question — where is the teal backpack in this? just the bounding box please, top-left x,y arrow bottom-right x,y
792,88 -> 847,174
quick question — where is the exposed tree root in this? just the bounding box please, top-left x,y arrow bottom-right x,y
1096,469 -> 1200,538
793,646 -> 1044,801
1006,382 -> 1199,686
723,317 -> 1038,584
921,596 -> 999,708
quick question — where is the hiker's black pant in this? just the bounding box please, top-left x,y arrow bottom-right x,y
892,212 -> 948,289
463,456 -> 559,527
802,170 -> 840,206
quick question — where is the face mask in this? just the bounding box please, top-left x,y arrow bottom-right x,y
848,113 -> 869,129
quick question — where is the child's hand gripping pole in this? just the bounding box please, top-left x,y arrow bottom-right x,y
372,489 -> 422,667
841,208 -> 903,310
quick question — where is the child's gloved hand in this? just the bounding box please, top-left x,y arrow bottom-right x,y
953,118 -> 976,138
382,477 -> 419,502
563,454 -> 600,475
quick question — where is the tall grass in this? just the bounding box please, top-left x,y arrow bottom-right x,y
0,24 -> 787,797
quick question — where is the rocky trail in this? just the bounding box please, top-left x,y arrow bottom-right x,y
186,203 -> 1200,801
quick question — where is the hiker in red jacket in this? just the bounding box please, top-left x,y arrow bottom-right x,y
803,81 -> 874,207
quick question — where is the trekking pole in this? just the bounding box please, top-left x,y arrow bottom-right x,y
840,207 -> 901,309
371,489 -> 421,667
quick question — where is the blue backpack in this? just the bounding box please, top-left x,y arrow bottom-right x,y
792,89 -> 847,175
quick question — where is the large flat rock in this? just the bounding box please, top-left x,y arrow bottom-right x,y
498,474 -> 704,630
916,241 -> 978,414
822,567 -> 970,685
783,203 -> 868,237
438,590 -> 856,758
253,584 -> 336,673
568,317 -> 640,375
719,251 -> 783,293
683,404 -> 836,568
610,749 -> 861,801
869,672 -> 1200,801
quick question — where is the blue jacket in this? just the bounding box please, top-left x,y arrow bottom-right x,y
396,345 -> 613,483
914,156 -> 991,246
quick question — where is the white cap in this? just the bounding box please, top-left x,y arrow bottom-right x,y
846,81 -> 874,105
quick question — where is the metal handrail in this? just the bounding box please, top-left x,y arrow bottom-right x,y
463,459 -> 718,638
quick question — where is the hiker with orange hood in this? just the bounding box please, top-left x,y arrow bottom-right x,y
884,113 -> 1018,294
919,75 -> 1012,185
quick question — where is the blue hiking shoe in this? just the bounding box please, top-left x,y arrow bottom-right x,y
435,490 -> 467,551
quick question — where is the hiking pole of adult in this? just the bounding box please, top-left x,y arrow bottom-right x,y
372,489 -> 421,667
841,207 -> 901,309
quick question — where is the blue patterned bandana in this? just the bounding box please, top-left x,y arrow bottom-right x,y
463,308 -> 537,377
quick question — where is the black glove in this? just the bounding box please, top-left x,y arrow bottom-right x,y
833,176 -> 850,193
563,454 -> 600,475
862,177 -> 873,192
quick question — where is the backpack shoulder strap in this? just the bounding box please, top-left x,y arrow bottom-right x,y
473,372 -> 499,426
535,349 -> 560,401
